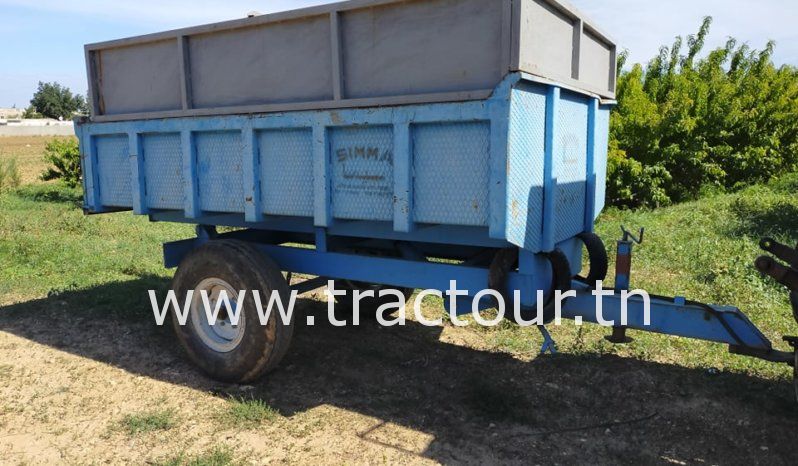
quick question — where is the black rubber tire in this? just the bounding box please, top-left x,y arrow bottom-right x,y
540,248 -> 572,323
333,280 -> 413,318
171,240 -> 293,383
576,232 -> 608,285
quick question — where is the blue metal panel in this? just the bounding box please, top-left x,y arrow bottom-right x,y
95,134 -> 132,208
553,90 -> 588,242
593,105 -> 611,219
77,73 -> 613,253
258,128 -> 314,217
142,133 -> 183,211
330,125 -> 394,222
195,131 -> 243,213
505,82 -> 547,250
413,122 -> 490,226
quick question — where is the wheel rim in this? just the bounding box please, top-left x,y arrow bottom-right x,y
190,277 -> 246,353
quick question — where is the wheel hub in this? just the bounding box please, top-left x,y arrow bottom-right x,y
190,277 -> 246,353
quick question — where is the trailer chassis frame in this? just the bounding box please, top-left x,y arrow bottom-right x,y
162,225 -> 796,370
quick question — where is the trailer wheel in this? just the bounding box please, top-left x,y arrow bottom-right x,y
575,232 -> 608,285
171,240 -> 293,383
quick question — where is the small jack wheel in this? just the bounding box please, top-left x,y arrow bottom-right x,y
576,232 -> 608,285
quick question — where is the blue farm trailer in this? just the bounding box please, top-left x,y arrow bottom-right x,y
76,0 -> 798,392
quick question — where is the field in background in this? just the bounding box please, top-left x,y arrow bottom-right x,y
1,136 -> 797,464
0,136 -> 73,185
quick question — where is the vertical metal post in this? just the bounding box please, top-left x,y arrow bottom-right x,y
571,19 -> 583,80
330,11 -> 344,101
584,98 -> 598,232
129,131 -> 148,215
178,36 -> 193,111
606,239 -> 633,343
85,49 -> 102,117
84,134 -> 100,211
393,119 -> 414,233
489,98 -> 509,240
315,227 -> 328,253
542,86 -> 560,251
242,124 -> 263,223
606,228 -> 642,343
313,123 -> 332,227
181,130 -> 201,219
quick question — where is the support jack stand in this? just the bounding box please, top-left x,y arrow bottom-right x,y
605,326 -> 633,344
538,326 -> 558,354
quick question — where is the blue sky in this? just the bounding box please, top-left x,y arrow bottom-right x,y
1,0 -> 796,107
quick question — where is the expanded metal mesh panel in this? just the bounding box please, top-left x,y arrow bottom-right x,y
413,122 -> 490,226
95,134 -> 132,208
258,128 -> 314,217
593,106 -> 611,219
196,131 -> 243,213
142,133 -> 183,210
506,83 -> 547,250
553,91 -> 588,241
330,125 -> 394,221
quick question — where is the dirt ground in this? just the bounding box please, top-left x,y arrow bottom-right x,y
1,280 -> 797,465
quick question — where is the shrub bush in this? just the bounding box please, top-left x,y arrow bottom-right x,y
609,17 -> 798,208
41,138 -> 81,188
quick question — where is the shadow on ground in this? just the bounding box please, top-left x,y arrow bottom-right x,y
2,276 -> 798,464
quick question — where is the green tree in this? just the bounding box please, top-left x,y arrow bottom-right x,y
609,17 -> 798,208
29,82 -> 88,120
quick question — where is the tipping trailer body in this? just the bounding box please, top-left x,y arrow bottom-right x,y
78,72 -> 609,262
78,0 -> 618,294
75,0 -> 797,390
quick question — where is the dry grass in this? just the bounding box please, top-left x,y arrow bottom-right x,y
0,136 -> 73,184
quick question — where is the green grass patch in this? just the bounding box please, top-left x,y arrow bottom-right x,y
217,397 -> 280,429
0,182 -> 190,302
119,409 -> 177,435
1,176 -> 796,383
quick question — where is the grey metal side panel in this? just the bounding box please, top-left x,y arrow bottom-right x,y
579,29 -> 612,94
97,40 -> 182,115
516,0 -> 575,82
85,0 -> 616,122
340,0 -> 504,99
189,15 -> 333,108
512,0 -> 616,98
